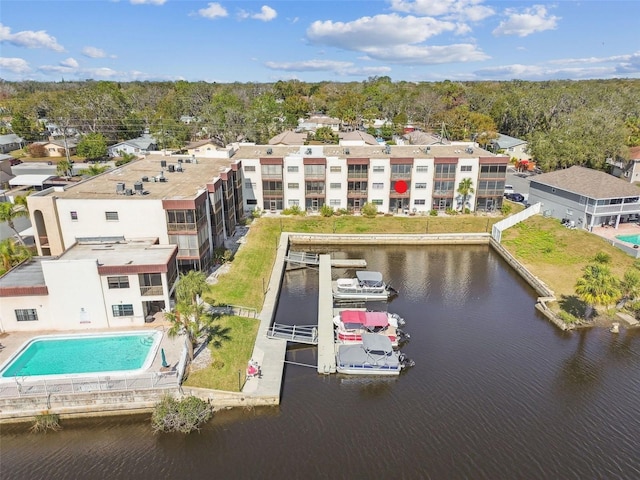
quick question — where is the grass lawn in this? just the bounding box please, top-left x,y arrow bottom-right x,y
183,315 -> 260,391
501,215 -> 637,299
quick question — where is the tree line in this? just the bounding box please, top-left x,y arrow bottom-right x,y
1,77 -> 639,172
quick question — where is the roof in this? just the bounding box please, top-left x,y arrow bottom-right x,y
0,134 -> 24,145
493,134 -> 527,149
59,238 -> 177,267
339,131 -> 379,145
630,146 -> 640,160
356,271 -> 383,283
361,332 -> 394,353
109,134 -> 157,151
268,130 -> 308,145
0,257 -> 50,289
9,174 -> 55,187
530,166 -> 640,199
340,310 -> 389,327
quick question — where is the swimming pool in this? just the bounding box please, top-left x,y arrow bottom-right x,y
0,331 -> 162,380
615,234 -> 640,244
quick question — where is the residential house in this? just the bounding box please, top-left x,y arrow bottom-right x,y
35,139 -> 78,157
528,165 -> 640,229
490,134 -> 531,161
298,115 -> 341,132
184,139 -> 236,159
108,133 -> 158,158
607,146 -> 640,183
0,134 -> 24,154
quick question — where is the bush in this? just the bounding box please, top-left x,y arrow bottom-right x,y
251,208 -> 262,219
282,205 -> 305,216
557,310 -> 580,324
115,157 -> 133,167
337,208 -> 351,216
151,395 -> 212,433
213,247 -> 233,264
31,413 -> 61,433
429,209 -> 438,216
464,208 -> 471,214
28,143 -> 46,158
320,204 -> 334,217
501,204 -> 512,215
361,202 -> 378,218
445,208 -> 458,215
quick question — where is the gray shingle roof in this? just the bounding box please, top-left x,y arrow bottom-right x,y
531,165 -> 640,199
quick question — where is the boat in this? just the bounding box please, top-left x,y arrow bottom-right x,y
336,333 -> 414,376
332,271 -> 397,302
333,310 -> 409,347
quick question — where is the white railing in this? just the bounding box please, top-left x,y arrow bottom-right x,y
492,202 -> 542,242
1,370 -> 180,399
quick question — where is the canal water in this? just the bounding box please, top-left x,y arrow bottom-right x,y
2,245 -> 640,479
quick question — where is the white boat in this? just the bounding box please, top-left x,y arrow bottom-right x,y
336,333 -> 414,376
332,271 -> 397,302
333,310 -> 409,347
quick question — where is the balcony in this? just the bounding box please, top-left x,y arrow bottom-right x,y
167,222 -> 196,232
263,189 -> 283,196
585,203 -> 640,215
140,285 -> 164,296
347,172 -> 368,179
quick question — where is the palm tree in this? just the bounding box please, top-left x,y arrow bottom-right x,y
457,178 -> 475,212
80,164 -> 109,176
166,270 -> 212,362
56,159 -> 73,178
0,201 -> 30,246
575,263 -> 620,319
0,238 -> 32,273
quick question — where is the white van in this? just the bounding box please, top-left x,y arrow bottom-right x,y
504,185 -> 514,196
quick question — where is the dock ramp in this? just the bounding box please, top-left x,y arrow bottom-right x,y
267,323 -> 318,345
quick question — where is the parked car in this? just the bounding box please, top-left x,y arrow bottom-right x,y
505,193 -> 525,203
504,185 -> 514,196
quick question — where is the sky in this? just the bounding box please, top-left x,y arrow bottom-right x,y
1,0 -> 639,83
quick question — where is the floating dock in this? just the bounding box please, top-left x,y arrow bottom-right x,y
317,254 -> 337,374
285,251 -> 366,269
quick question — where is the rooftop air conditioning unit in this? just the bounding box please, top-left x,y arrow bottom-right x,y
176,164 -> 183,172
141,176 -> 149,182
116,182 -> 125,194
168,164 -> 175,172
134,181 -> 144,193
266,148 -> 273,155
305,148 -> 312,155
344,148 -> 350,155
160,160 -> 167,168
125,189 -> 133,196
466,147 -> 474,154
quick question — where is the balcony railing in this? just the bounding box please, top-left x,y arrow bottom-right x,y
140,285 -> 164,296
263,189 -> 283,196
585,203 -> 640,215
390,173 -> 412,180
167,222 -> 196,232
347,172 -> 368,179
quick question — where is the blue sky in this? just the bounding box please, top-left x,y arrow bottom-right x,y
1,0 -> 639,83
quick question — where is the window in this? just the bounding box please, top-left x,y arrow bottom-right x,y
372,183 -> 384,189
70,211 -> 78,221
261,164 -> 282,176
288,199 -> 300,206
415,183 -> 427,189
372,166 -> 385,173
330,166 -> 341,173
112,304 -> 134,317
416,166 -> 428,173
15,309 -> 38,322
247,199 -> 258,205
304,164 -> 325,177
105,211 -> 119,221
287,166 -> 299,173
244,165 -> 256,172
329,199 -> 341,206
460,165 -> 472,172
372,199 -> 383,205
330,183 -> 341,189
245,180 -> 256,188
107,276 -> 129,289
288,183 -> 299,189
391,164 -> 412,176
414,199 -> 426,205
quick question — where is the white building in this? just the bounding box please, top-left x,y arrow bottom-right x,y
0,238 -> 177,332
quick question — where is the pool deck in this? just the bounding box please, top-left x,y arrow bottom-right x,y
591,222 -> 640,243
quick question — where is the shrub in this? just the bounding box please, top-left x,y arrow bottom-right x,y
429,209 -> 438,216
320,204 -> 334,217
213,247 -> 233,264
251,208 -> 262,219
31,413 -> 61,433
28,143 -> 46,158
445,208 -> 458,215
115,157 -> 133,167
282,205 -> 305,216
337,208 -> 351,216
464,208 -> 471,214
151,395 -> 212,433
501,204 -> 512,215
361,202 -> 378,218
557,310 -> 580,324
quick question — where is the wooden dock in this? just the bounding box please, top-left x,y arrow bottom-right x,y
285,251 -> 366,268
317,254 -> 336,374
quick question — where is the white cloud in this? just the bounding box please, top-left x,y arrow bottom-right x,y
361,43 -> 489,64
252,6 -> 277,22
493,5 -> 559,37
197,3 -> 228,19
0,23 -> 64,52
130,0 -> 167,5
60,57 -> 79,68
0,57 -> 30,73
307,14 -> 456,50
264,59 -> 390,77
82,46 -> 107,58
390,0 -> 495,22
84,67 -> 119,78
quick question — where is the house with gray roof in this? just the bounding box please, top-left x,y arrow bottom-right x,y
0,134 -> 24,154
529,165 -> 640,229
108,133 -> 157,158
607,146 -> 640,183
490,134 -> 531,160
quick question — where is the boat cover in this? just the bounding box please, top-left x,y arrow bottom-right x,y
341,310 -> 388,327
337,333 -> 399,368
361,332 -> 394,353
355,271 -> 384,285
